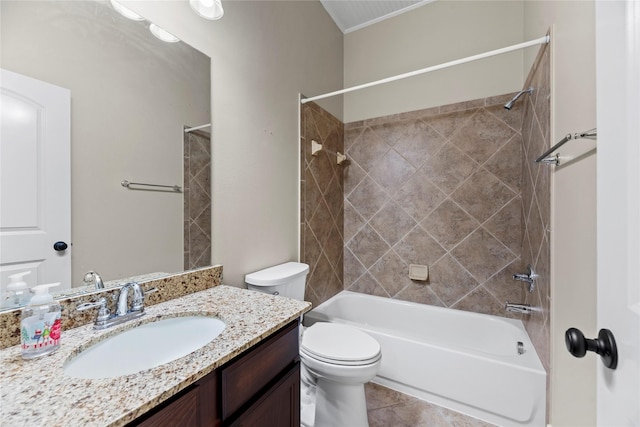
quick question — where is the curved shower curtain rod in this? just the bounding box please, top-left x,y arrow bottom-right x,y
301,35 -> 550,104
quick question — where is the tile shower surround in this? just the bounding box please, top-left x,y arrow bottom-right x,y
520,41 -> 551,376
301,51 -> 550,402
300,102 -> 345,307
184,129 -> 212,270
343,97 -> 527,320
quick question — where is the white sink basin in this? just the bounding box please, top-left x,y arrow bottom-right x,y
64,316 -> 226,379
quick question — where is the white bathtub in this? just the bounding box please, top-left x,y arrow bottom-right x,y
303,291 -> 546,427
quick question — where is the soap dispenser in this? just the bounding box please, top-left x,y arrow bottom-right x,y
20,283 -> 62,359
3,271 -> 31,309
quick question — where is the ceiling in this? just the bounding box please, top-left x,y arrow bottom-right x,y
319,0 -> 434,34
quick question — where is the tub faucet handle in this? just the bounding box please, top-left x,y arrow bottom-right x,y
512,265 -> 537,292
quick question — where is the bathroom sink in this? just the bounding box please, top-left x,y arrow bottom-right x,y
64,316 -> 226,379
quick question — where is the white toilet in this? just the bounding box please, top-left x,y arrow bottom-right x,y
246,262 -> 381,427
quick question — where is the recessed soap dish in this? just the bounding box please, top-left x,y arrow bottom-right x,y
409,264 -> 429,281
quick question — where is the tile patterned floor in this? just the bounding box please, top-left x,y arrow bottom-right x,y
366,383 -> 497,427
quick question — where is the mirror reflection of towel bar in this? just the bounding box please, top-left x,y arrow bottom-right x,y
121,180 -> 182,193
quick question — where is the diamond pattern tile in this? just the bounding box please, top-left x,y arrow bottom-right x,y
301,103 -> 344,305
451,228 -> 515,283
347,224 -> 391,269
450,108 -> 517,164
343,49 -> 551,393
347,176 -> 389,221
451,168 -> 517,223
369,149 -> 417,194
343,95 -> 528,308
370,200 -> 417,247
421,143 -> 477,195
393,226 -> 446,267
393,170 -> 446,222
370,251 -> 413,297
306,62 -> 547,379
347,127 -> 390,172
484,134 -> 522,193
421,198 -> 479,250
391,120 -> 447,168
427,255 -> 479,306
184,131 -> 211,270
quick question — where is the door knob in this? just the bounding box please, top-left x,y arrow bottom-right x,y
53,241 -> 68,251
565,327 -> 618,369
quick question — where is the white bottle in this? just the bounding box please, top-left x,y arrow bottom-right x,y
21,283 -> 62,359
3,271 -> 31,309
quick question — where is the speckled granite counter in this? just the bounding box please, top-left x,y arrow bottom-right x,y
0,285 -> 311,427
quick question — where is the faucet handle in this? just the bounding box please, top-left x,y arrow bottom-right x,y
512,264 -> 537,292
77,297 -> 111,324
131,286 -> 158,312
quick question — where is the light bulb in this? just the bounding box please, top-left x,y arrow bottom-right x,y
110,0 -> 144,21
189,0 -> 224,20
149,24 -> 180,43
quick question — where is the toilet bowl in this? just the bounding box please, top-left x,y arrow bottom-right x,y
300,322 -> 381,427
245,263 -> 382,427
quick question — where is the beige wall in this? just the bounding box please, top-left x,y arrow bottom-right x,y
343,0 -> 525,123
125,1 -> 344,286
524,2 -> 597,426
1,1 -> 210,285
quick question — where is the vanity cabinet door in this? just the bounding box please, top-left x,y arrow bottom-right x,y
135,386 -> 199,427
129,370 -> 220,427
229,362 -> 300,427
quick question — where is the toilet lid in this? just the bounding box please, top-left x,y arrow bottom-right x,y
301,323 -> 381,365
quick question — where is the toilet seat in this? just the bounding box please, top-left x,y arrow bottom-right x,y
301,323 -> 381,366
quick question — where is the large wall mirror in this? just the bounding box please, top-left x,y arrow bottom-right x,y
0,0 -> 211,310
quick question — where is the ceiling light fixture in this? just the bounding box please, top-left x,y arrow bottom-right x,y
110,0 -> 145,21
149,24 -> 180,43
189,0 -> 224,20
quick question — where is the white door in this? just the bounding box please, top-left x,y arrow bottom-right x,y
596,1 -> 640,425
0,69 -> 71,295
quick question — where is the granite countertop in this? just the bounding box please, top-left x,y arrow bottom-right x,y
0,285 -> 311,427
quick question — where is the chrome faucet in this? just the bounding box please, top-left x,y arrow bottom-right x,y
505,302 -> 533,314
512,264 -> 537,292
116,282 -> 144,316
77,282 -> 157,330
83,271 -> 104,290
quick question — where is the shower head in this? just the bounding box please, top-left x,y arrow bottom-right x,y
504,87 -> 534,110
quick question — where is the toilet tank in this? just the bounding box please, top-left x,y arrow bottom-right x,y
245,262 -> 309,301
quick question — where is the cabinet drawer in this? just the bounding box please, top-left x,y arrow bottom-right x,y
221,320 -> 299,419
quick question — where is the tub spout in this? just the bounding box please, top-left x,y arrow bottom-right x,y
505,302 -> 533,314
512,273 -> 533,283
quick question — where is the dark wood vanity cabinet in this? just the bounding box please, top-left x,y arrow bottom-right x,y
132,372 -> 219,427
128,320 -> 300,427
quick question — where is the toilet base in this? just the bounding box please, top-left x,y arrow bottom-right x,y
300,365 -> 317,427
313,378 -> 369,427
